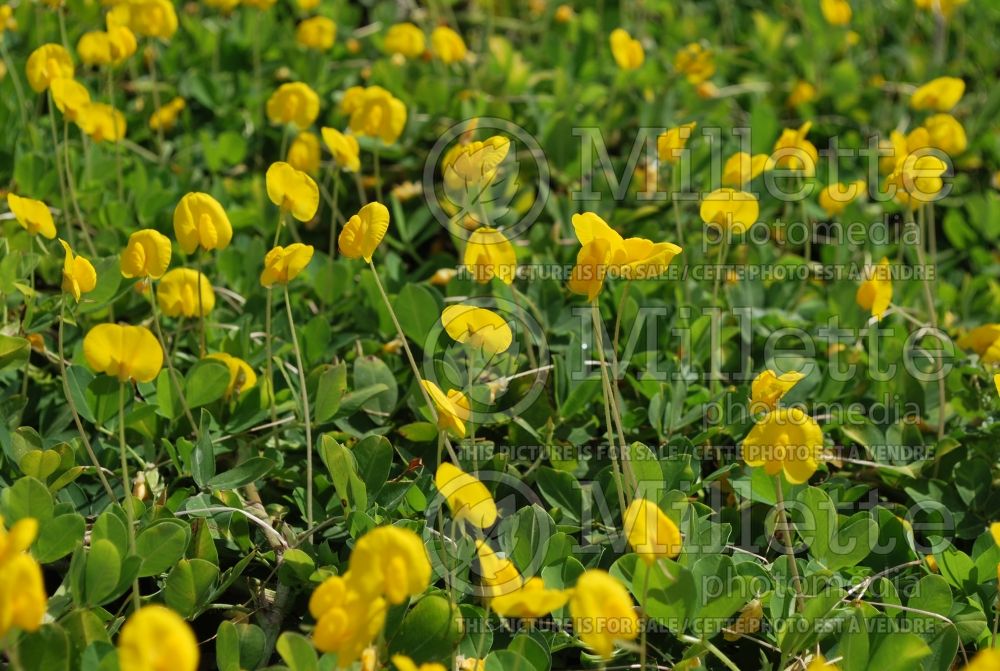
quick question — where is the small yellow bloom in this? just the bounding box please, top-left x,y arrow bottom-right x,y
961,649 -> 1000,671
886,152 -> 947,206
157,268 -> 214,318
436,462 -> 498,528
59,239 -> 98,302
206,352 -> 257,399
442,136 -> 511,190
787,80 -> 817,108
50,78 -> 92,122
7,193 -> 56,239
657,122 -> 696,165
117,605 -> 198,671
429,267 -> 458,285
441,304 -> 513,356
818,180 -> 865,217
341,85 -> 407,144
107,23 -> 138,63
995,373 -> 1000,397
149,96 -> 186,132
771,121 -> 818,175
623,498 -> 682,563
700,188 -> 760,233
751,370 -> 805,412
674,42 -> 715,84
879,130 -> 909,174
463,227 -> 516,284
310,574 -> 387,664
925,553 -> 938,573
266,82 -> 320,130
0,517 -> 46,640
855,256 -> 892,319
567,237 -> 611,301
119,0 -> 178,39
913,0 -> 966,18
348,525 -> 432,603
724,598 -> 763,641
820,0 -> 852,25
392,656 -> 447,671
265,161 -> 320,222
609,28 -> 644,70
568,570 -> 639,659
296,15 -> 336,51
121,229 -> 172,279
84,323 -> 163,383
338,202 -> 389,263
990,522 -> 1000,547
554,4 -> 574,22
805,655 -> 841,671
741,407 -> 824,485
383,22 -> 425,58
26,43 -> 74,92
173,192 -> 232,255
76,102 -> 126,143
432,25 -> 467,64
721,152 -> 771,187
287,131 -> 321,176
490,577 -> 569,619
0,5 -> 16,36
956,324 -> 1000,364
260,243 -> 314,287
422,380 -> 471,438
910,76 -> 964,112
320,127 -> 361,172
917,113 -> 967,157
459,657 -> 486,671
77,31 -> 114,66
475,540 -> 523,598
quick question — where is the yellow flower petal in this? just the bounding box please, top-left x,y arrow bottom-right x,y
338,202 -> 390,263
435,462 -> 498,528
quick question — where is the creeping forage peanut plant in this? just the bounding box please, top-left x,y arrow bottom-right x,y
1,2 -> 998,670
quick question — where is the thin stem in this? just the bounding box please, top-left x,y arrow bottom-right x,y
773,475 -> 803,611
46,92 -> 71,245
265,288 -> 278,450
147,40 -> 165,162
327,169 -> 342,258
639,564 -> 651,671
914,205 -> 946,439
283,285 -> 314,533
106,66 -> 124,203
373,145 -> 383,203
61,120 -> 97,256
58,299 -> 116,501
197,255 -> 207,356
118,382 -> 141,612
591,302 -> 630,515
149,286 -> 199,435
612,281 -> 631,361
0,39 -> 30,138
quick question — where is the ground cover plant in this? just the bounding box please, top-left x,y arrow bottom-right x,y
1,0 -> 1000,669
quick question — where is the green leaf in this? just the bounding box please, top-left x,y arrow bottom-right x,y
191,409 -> 216,488
353,356 -> 399,420
276,632 -> 318,671
535,467 -> 583,524
0,334 -> 30,371
185,359 -> 231,408
0,476 -> 54,523
314,363 -> 348,423
277,548 -> 316,585
164,558 -> 220,617
66,366 -> 97,423
35,512 -> 86,563
216,621 -> 241,671
352,435 -> 393,497
865,632 -> 931,671
85,539 -> 122,606
135,520 -> 191,577
392,283 -> 442,345
388,594 -> 463,664
207,457 -> 274,491
16,624 -> 70,671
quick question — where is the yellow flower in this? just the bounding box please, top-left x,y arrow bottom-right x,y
265,161 -> 320,221
76,102 -> 126,143
568,570 -> 639,659
348,525 -> 432,603
771,121 -> 818,175
623,498 -> 682,563
441,305 -> 513,356
855,257 -> 893,320
818,180 -> 865,217
805,655 -> 841,671
119,0 -> 178,39
432,25 -> 467,64
674,42 -> 715,84
820,0 -> 852,25
436,462 -> 498,528
50,78 -> 91,122
913,0 -> 966,18
296,15 -> 336,51
107,23 -> 138,63
341,85 -> 407,144
886,152 -> 947,206
568,211 -> 682,290
700,188 -> 759,233
879,130 -> 909,174
741,407 -> 824,485
206,353 -> 257,399
7,193 -> 56,239
0,517 -> 46,640
490,577 -> 569,619
156,268 -> 214,318
59,239 -> 98,302
423,378 -> 470,434
173,192 -> 232,255
117,605 -> 198,671
120,229 -> 172,279
0,5 -> 15,36
751,370 -> 805,413
657,122 -> 696,165
917,113 -> 967,157
310,575 -> 387,665
463,227 -> 516,284
266,82 -> 320,130
149,96 -> 186,132
459,657 -> 486,671
609,28 -> 644,70
721,152 -> 771,187
383,22 -> 425,58
911,76 -> 964,111
442,136 -> 511,190
26,43 -> 74,92
995,374 -> 1000,397
84,323 -> 163,383
260,243 -> 314,287
320,127 -> 361,172
990,522 -> 1000,547
430,268 -> 458,286
956,324 -> 1000,364
567,237 -> 612,301
392,656 -> 447,671
787,80 -> 817,108
554,4 -> 574,22
338,202 -> 389,263
723,598 -> 763,641
287,131 -> 321,176
475,540 -> 523,598
77,31 -> 114,66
